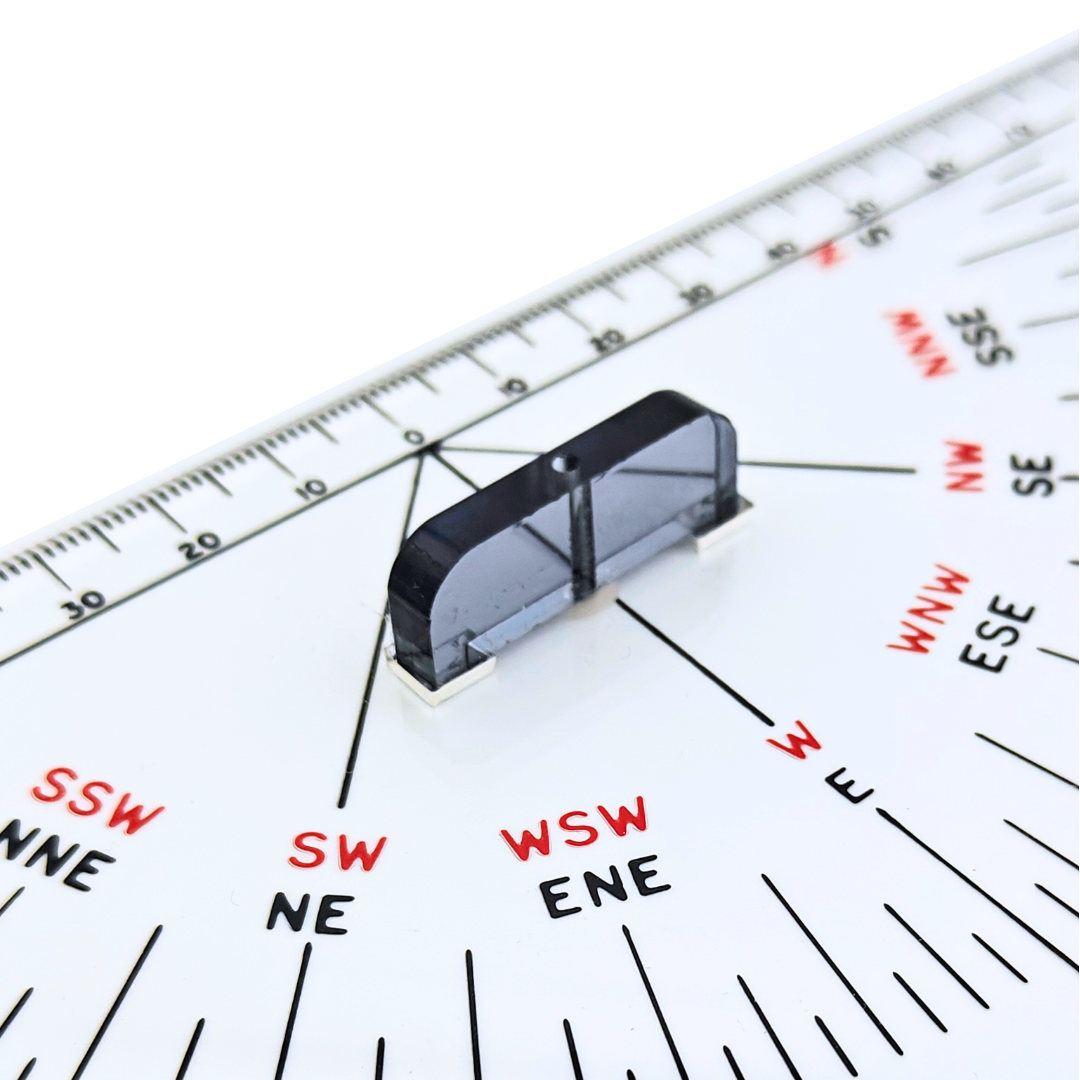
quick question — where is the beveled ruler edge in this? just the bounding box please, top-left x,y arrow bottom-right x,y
0,32 -> 1075,670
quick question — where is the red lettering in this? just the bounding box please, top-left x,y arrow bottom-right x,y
107,793 -> 166,835
917,354 -> 956,377
889,311 -> 922,333
814,241 -> 843,267
338,835 -> 387,871
596,797 -> 647,837
68,781 -> 114,817
906,596 -> 953,625
32,767 -> 77,803
500,821 -> 551,861
888,620 -> 936,653
924,564 -> 970,595
289,832 -> 327,868
907,333 -> 936,356
945,441 -> 983,466
766,721 -> 822,760
558,811 -> 599,847
946,472 -> 984,492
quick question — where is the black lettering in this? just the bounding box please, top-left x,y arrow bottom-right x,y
824,767 -> 874,804
539,877 -> 581,919
583,866 -> 628,907
267,892 -> 310,931
988,596 -> 1035,623
959,644 -> 1007,674
24,835 -> 80,876
315,894 -> 354,935
62,850 -> 116,892
1010,455 -> 1052,473
975,621 -> 1020,646
0,820 -> 41,861
628,855 -> 671,897
1012,477 -> 1054,497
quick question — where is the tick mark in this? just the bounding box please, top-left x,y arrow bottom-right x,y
175,1018 -> 204,1080
563,1019 -> 584,1080
0,988 -> 32,1041
374,1037 -> 386,1080
466,950 -> 482,1080
309,419 -> 339,444
737,975 -> 802,1079
0,886 -> 25,919
739,460 -> 916,474
1035,883 -> 1079,917
723,1045 -> 746,1079
971,934 -> 1028,981
959,218 -> 1078,265
30,553 -> 70,591
622,925 -> 689,1080
815,1016 -> 857,1076
1036,646 -> 1079,664
88,524 -> 120,553
893,972 -> 947,1031
1020,311 -> 1078,328
72,925 -> 163,1080
883,904 -> 988,1007
274,942 -> 312,1080
876,808 -> 1078,970
1004,820 -> 1078,870
257,444 -> 296,478
762,875 -> 902,1053
975,732 -> 1078,787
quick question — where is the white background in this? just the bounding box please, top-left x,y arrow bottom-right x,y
0,1 -> 1075,546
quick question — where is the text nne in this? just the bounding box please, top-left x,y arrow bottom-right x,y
32,767 -> 164,835
290,832 -> 387,871
888,564 -> 969,654
501,797 -> 646,861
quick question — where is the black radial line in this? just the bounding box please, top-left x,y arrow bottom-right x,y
88,524 -> 120,553
430,450 -> 481,491
738,460 -> 916,474
882,905 -> 988,1007
256,444 -> 296,478
985,176 -> 1066,212
337,454 -> 424,809
616,600 -> 774,726
1002,816 -> 1080,868
0,989 -> 32,1041
974,733 -> 1079,787
0,886 -> 25,919
146,496 -> 187,533
439,445 -> 542,456
70,924 -> 163,1080
30,553 -> 70,591
875,808 -> 1078,970
971,935 -> 1028,982
621,925 -> 689,1080
760,875 -> 903,1053
722,1046 -> 746,1080
737,975 -> 801,1080
16,1060 -> 35,1079
1035,883 -> 1079,916
174,1018 -> 204,1080
1036,646 -> 1080,664
814,1016 -> 857,1077
274,942 -> 312,1080
1004,820 -> 1080,869
892,973 -> 947,1032
563,1019 -> 584,1080
959,218 -> 1079,265
465,950 -> 482,1080
374,1037 -> 386,1080
1021,311 -> 1079,328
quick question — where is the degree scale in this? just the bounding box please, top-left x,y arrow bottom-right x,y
0,37 -> 1077,1080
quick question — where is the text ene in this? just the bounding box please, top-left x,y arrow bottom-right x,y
540,855 -> 670,919
888,564 -> 970,654
1,818 -> 116,892
289,832 -> 387,871
886,311 -> 955,378
501,797 -> 647,861
31,767 -> 165,836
